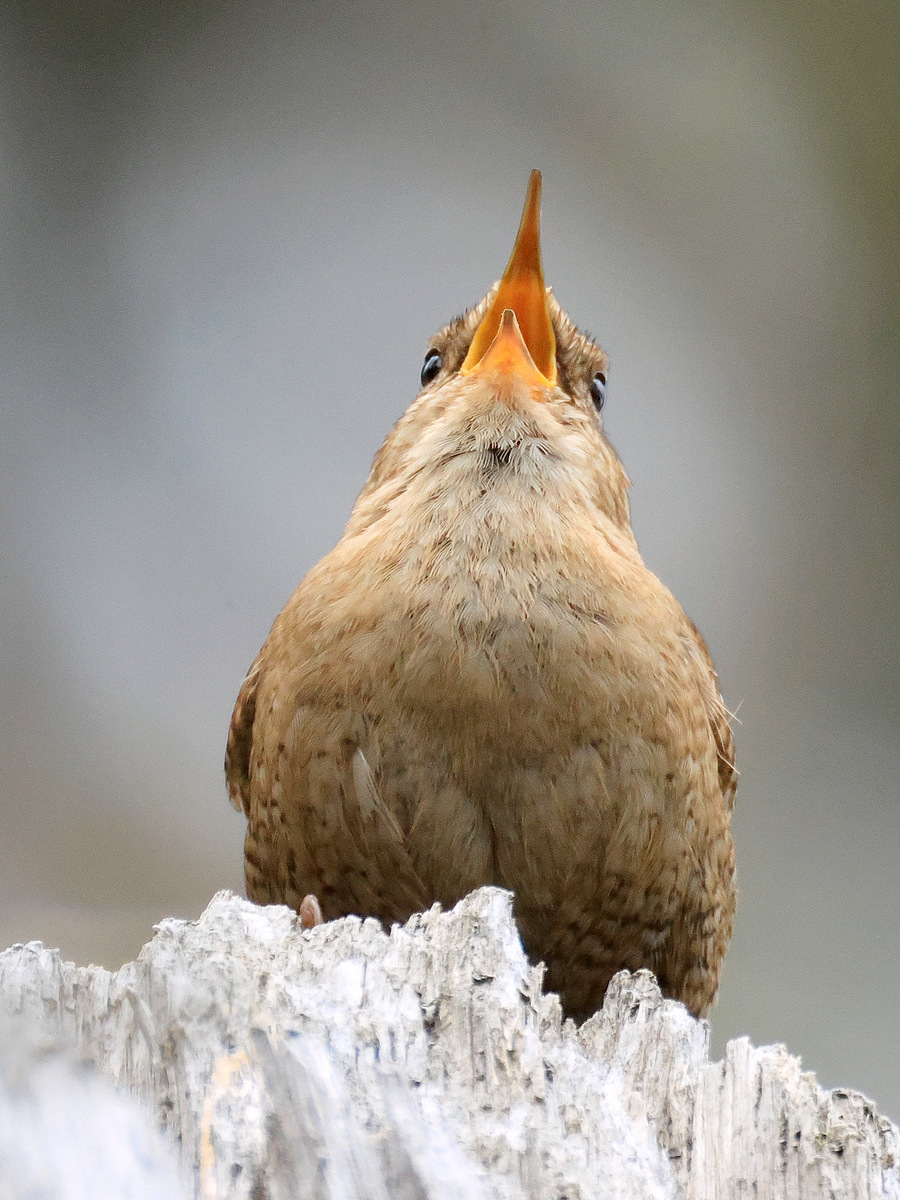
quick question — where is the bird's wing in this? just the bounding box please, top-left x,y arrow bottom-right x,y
683,622 -> 737,813
709,691 -> 738,814
225,653 -> 263,816
247,700 -> 430,925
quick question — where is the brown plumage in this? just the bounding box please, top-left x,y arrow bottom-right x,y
226,172 -> 736,1020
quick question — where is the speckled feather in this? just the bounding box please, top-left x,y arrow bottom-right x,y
226,281 -> 736,1021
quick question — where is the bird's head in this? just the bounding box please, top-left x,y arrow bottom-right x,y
350,172 -> 634,541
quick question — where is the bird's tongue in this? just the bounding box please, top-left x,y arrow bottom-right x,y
461,170 -> 557,387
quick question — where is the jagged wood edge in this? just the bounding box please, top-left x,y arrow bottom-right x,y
0,888 -> 897,1200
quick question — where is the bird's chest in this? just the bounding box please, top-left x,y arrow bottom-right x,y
294,461 -> 703,782
377,491 -> 650,692
271,477 -> 720,949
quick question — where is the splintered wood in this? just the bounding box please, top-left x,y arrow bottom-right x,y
0,888 -> 897,1200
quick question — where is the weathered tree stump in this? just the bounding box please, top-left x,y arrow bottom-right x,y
0,887 -> 897,1199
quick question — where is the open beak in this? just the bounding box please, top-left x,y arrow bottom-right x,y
461,169 -> 557,388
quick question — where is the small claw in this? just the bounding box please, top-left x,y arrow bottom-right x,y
299,894 -> 323,928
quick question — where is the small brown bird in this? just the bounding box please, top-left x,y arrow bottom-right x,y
227,172 -> 736,1020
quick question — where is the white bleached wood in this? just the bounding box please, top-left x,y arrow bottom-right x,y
0,1024 -> 188,1200
0,887 -> 897,1200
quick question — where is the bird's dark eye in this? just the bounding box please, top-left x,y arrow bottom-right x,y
589,372 -> 607,411
420,349 -> 443,387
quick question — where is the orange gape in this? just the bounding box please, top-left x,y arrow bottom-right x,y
227,172 -> 736,1021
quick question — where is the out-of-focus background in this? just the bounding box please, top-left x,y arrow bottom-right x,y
2,0 -> 898,1115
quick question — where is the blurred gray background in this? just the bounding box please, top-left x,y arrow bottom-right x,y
2,0 -> 898,1116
